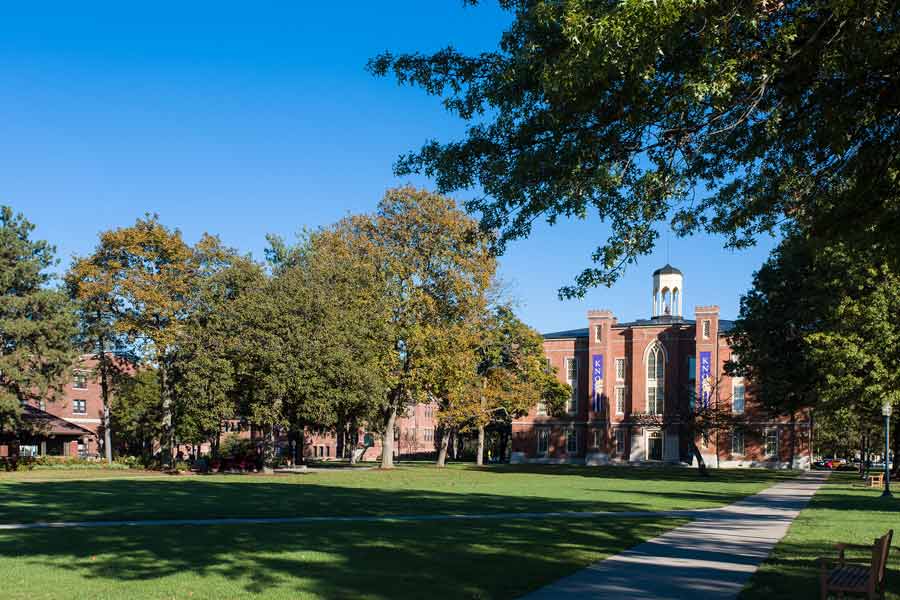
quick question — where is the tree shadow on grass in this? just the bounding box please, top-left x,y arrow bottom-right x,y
0,471 -> 788,524
0,515 -> 683,599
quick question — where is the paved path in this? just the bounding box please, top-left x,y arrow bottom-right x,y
521,471 -> 830,600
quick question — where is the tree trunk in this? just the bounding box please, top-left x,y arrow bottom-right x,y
436,426 -> 451,467
97,346 -> 113,464
689,440 -> 709,477
892,418 -> 900,477
498,428 -> 509,463
159,364 -> 173,468
348,418 -> 359,464
380,406 -> 397,469
476,424 -> 485,466
789,413 -> 796,470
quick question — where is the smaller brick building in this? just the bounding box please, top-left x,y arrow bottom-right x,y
511,265 -> 812,469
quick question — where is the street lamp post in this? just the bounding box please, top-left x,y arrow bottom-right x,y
882,401 -> 893,499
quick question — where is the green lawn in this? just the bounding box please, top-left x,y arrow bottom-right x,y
0,463 -> 795,524
741,472 -> 900,599
0,464 -> 797,599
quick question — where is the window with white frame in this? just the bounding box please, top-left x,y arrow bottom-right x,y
73,371 -> 88,390
536,398 -> 548,416
732,379 -> 745,414
615,386 -> 626,415
566,357 -> 578,413
592,428 -> 603,448
73,399 -> 87,414
731,430 -> 744,455
702,320 -> 711,339
537,428 -> 550,455
594,324 -> 602,342
765,428 -> 779,458
566,428 -> 579,454
645,344 -> 665,415
615,429 -> 626,455
615,358 -> 626,381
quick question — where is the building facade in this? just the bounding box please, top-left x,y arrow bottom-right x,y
511,265 -> 812,469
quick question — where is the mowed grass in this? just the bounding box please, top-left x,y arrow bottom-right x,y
0,464 -> 796,599
1,517 -> 684,599
0,463 -> 797,524
741,472 -> 900,599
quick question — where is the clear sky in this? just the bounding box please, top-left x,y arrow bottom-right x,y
2,1 -> 778,333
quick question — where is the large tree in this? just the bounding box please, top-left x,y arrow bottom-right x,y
173,254 -> 266,458
439,305 -> 567,466
68,215 -> 220,467
0,207 -> 76,441
370,1 -> 900,295
728,232 -> 900,468
343,187 -> 497,469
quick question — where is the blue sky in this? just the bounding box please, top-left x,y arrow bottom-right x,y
2,1 -> 778,333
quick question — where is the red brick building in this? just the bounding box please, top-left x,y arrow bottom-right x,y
511,265 -> 812,469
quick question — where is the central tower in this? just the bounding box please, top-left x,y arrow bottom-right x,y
652,264 -> 683,319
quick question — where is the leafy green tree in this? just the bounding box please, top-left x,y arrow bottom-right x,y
341,187 -> 497,468
439,305 -> 564,465
66,252 -> 132,464
174,254 -> 266,457
112,369 -> 163,461
0,207 -> 76,441
729,232 -> 900,468
69,215 -> 219,467
370,1 -> 900,294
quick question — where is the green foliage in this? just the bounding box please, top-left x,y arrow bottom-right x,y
111,370 -> 163,458
370,1 -> 900,295
0,206 -> 76,436
728,231 -> 900,456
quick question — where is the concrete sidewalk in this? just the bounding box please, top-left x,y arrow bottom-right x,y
521,471 -> 830,600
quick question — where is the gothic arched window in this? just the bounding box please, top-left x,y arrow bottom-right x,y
646,343 -> 665,415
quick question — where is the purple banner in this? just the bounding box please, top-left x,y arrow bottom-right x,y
592,354 -> 603,413
699,351 -> 712,407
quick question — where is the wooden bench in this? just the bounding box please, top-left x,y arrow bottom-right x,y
819,529 -> 892,599
868,472 -> 884,488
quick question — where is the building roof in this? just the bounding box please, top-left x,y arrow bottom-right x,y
542,327 -> 589,340
542,319 -> 735,339
652,264 -> 683,276
20,404 -> 95,437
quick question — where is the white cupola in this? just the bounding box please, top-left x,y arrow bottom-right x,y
652,264 -> 683,319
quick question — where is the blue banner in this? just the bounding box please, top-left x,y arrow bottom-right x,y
592,354 -> 603,413
699,351 -> 712,407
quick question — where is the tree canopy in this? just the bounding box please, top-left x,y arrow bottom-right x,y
0,206 -> 76,437
370,0 -> 900,296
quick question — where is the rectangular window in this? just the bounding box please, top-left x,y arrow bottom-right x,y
647,386 -> 664,415
615,358 -> 626,381
536,399 -> 548,416
594,324 -> 602,342
702,320 -> 711,339
73,399 -> 87,414
765,428 -> 779,458
592,428 -> 603,448
732,381 -> 745,414
615,386 -> 626,415
566,357 -> 578,413
731,430 -> 744,456
615,429 -> 626,455
566,428 -> 579,454
73,371 -> 88,390
537,428 -> 550,455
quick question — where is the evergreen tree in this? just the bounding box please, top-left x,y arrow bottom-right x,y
0,207 -> 76,440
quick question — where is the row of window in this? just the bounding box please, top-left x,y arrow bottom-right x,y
731,428 -> 779,457
544,352 -> 746,416
537,427 -> 780,458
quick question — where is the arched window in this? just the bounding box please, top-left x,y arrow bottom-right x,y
672,288 -> 680,316
661,288 -> 671,315
646,343 -> 665,415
